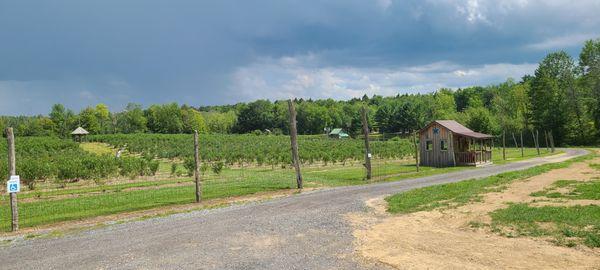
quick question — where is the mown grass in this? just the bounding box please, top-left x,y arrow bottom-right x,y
79,142 -> 117,156
490,203 -> 600,248
0,176 -> 292,231
386,153 -> 593,214
0,147 -> 560,231
531,180 -> 600,200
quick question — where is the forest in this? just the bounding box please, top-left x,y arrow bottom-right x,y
1,39 -> 599,146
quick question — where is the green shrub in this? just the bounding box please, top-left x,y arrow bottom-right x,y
211,161 -> 224,175
183,157 -> 195,177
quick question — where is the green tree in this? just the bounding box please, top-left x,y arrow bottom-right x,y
79,107 -> 100,134
49,104 -> 76,137
233,100 -> 277,133
579,38 -> 600,140
202,111 -> 237,134
145,103 -> 183,133
95,103 -> 111,134
529,51 -> 575,145
181,107 -> 208,133
116,103 -> 148,133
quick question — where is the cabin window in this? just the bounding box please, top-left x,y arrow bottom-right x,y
440,139 -> 448,151
426,140 -> 433,151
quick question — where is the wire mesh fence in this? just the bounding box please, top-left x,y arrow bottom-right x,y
0,126 -> 556,231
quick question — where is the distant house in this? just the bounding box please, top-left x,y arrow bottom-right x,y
71,127 -> 89,142
419,120 -> 493,167
328,128 -> 350,139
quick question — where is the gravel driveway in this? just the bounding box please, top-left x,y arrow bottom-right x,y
0,149 -> 586,270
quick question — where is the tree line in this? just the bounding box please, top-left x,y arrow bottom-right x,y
1,38 -> 599,146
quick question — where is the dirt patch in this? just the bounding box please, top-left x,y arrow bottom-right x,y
349,156 -> 600,269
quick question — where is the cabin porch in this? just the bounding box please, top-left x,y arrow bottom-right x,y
453,135 -> 493,166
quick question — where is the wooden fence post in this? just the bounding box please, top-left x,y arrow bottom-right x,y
502,130 -> 506,160
520,131 -> 524,157
193,130 -> 201,203
6,128 -> 18,231
288,100 -> 303,189
413,131 -> 419,171
512,133 -> 518,149
535,129 -> 540,156
549,131 -> 555,153
544,131 -> 549,152
360,106 -> 372,180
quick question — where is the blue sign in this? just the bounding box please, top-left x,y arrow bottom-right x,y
6,175 -> 20,193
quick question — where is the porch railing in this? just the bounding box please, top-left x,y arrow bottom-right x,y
455,151 -> 492,165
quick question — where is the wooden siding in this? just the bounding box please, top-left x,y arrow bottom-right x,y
419,123 -> 456,167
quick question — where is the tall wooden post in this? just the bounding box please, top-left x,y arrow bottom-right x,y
193,130 -> 201,202
360,107 -> 372,180
532,130 -> 540,156
520,131 -> 524,157
288,100 -> 303,189
544,131 -> 549,151
6,128 -> 18,231
502,130 -> 506,160
413,131 -> 419,172
549,131 -> 555,153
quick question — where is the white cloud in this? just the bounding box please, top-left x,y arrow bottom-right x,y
525,33 -> 599,50
376,0 -> 393,10
229,55 -> 537,102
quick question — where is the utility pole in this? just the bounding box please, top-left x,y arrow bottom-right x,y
288,100 -> 303,189
360,106 -> 372,180
6,128 -> 18,231
193,130 -> 201,202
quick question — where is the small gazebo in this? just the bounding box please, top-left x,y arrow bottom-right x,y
71,127 -> 89,142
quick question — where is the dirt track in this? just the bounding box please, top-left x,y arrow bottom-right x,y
350,157 -> 600,269
0,149 -> 587,269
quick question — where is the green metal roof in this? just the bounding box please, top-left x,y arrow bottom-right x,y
329,128 -> 344,135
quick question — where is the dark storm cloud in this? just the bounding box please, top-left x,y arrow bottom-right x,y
0,0 -> 599,115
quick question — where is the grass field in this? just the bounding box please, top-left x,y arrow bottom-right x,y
386,152 -> 591,214
385,150 -> 599,248
490,204 -> 600,248
0,146 -> 558,232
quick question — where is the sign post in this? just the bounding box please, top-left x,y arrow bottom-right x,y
6,127 -> 19,231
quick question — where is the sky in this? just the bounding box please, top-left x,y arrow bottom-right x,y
1,0 -> 599,115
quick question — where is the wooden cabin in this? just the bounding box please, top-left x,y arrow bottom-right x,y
419,120 -> 493,167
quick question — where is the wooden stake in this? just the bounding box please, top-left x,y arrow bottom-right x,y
288,100 -> 303,189
502,130 -> 506,160
193,130 -> 201,202
6,128 -> 18,231
520,131 -> 524,157
413,131 -> 420,171
360,107 -> 372,180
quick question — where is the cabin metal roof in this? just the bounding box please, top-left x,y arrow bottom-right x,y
420,120 -> 493,139
329,128 -> 346,135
